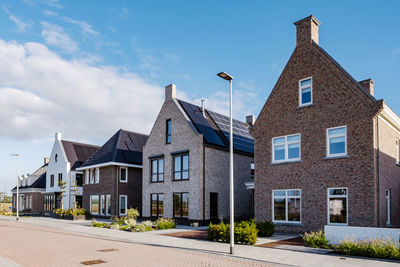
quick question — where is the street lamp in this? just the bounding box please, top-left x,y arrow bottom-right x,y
10,154 -> 19,221
217,71 -> 235,255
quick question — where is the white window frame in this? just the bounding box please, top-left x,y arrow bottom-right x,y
396,139 -> 399,165
90,169 -> 95,184
106,195 -> 111,216
120,167 -> 128,183
299,77 -> 313,107
90,195 -> 99,215
85,170 -> 89,184
386,189 -> 391,225
272,189 -> 301,224
326,126 -> 347,157
100,195 -> 105,215
95,168 -> 100,184
119,195 -> 127,216
327,187 -> 348,225
272,133 -> 301,163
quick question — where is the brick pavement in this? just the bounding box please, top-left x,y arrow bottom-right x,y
0,220 -> 273,267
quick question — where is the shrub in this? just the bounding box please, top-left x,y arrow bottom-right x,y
208,220 -> 258,245
132,224 -> 147,232
335,238 -> 400,260
256,221 -> 275,237
119,225 -> 131,231
91,220 -> 109,228
110,223 -> 120,230
123,218 -> 137,227
126,208 -> 140,220
155,218 -> 176,230
303,230 -> 331,249
141,220 -> 153,228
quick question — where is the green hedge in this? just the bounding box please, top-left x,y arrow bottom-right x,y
207,220 -> 258,245
256,221 -> 275,237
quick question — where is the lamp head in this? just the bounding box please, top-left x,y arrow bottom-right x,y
217,72 -> 234,81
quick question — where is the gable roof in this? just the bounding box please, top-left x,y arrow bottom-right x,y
11,172 -> 47,191
177,99 -> 254,155
61,140 -> 100,170
79,129 -> 148,168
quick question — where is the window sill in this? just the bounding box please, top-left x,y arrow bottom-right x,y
150,181 -> 164,183
270,160 -> 302,166
297,103 -> 314,109
324,155 -> 349,160
273,222 -> 303,226
172,179 -> 189,182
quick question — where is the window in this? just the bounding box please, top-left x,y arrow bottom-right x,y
251,162 -> 255,179
151,158 -> 164,182
85,170 -> 89,184
299,77 -> 312,106
386,189 -> 391,225
50,174 -> 54,187
173,154 -> 189,180
273,189 -> 301,223
106,195 -> 111,215
173,193 -> 189,218
90,195 -> 99,215
95,168 -> 99,183
151,193 -> 164,217
100,195 -> 105,215
396,139 -> 399,165
328,188 -> 348,225
327,126 -> 347,157
58,173 -> 62,186
166,119 -> 171,144
272,134 -> 301,163
119,195 -> 127,215
76,173 -> 83,186
120,167 -> 128,182
90,169 -> 95,184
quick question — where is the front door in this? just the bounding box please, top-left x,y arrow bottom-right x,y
210,193 -> 218,222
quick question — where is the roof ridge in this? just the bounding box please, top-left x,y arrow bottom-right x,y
119,128 -> 149,137
112,129 -> 123,162
61,139 -> 100,148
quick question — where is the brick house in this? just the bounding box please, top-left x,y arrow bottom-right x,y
11,158 -> 48,214
252,15 -> 400,232
77,129 -> 148,217
43,133 -> 99,213
142,84 -> 254,224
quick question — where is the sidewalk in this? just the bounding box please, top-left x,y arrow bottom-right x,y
1,216 -> 399,267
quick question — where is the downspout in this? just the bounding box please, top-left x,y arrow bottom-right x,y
116,166 -> 119,217
202,143 -> 206,223
376,117 -> 380,227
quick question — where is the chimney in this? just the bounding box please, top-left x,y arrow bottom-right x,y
201,98 -> 206,118
359,79 -> 374,96
165,84 -> 176,100
294,15 -> 321,46
246,115 -> 255,126
55,132 -> 62,141
44,157 -> 50,165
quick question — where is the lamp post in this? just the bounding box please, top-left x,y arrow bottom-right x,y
217,71 -> 235,255
10,154 -> 19,221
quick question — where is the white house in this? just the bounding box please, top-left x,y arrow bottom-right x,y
44,133 -> 99,212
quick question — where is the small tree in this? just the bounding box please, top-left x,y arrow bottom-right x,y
58,181 -> 67,210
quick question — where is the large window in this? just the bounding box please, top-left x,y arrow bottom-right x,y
50,175 -> 54,187
106,195 -> 111,215
386,189 -> 391,225
100,195 -> 105,215
119,195 -> 127,216
327,126 -> 347,157
151,158 -> 164,182
272,134 -> 301,163
166,119 -> 171,144
90,195 -> 99,215
76,173 -> 83,186
328,188 -> 348,225
58,173 -> 62,186
90,169 -> 95,184
173,193 -> 189,218
120,167 -> 128,182
273,189 -> 301,223
151,193 -> 164,217
95,168 -> 100,183
85,170 -> 89,184
173,154 -> 189,180
299,77 -> 312,106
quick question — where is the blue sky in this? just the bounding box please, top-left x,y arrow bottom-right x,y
1,0 -> 399,193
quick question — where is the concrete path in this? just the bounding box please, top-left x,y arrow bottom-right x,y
0,216 -> 398,267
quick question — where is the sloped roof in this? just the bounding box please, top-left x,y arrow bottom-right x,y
79,129 -> 148,168
61,140 -> 100,170
11,172 -> 46,191
31,163 -> 48,176
177,99 -> 254,155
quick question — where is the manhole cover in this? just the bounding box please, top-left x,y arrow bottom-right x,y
97,248 -> 118,252
81,259 -> 106,265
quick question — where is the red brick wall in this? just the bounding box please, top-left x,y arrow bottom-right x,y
253,41 -> 380,232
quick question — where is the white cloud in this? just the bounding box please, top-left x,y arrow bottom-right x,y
43,10 -> 58,16
63,17 -> 99,36
3,7 -> 31,32
41,21 -> 78,53
0,38 -> 164,141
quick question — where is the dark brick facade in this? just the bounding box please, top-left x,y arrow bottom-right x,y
252,15 -> 399,233
12,192 -> 43,214
83,165 -> 142,217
